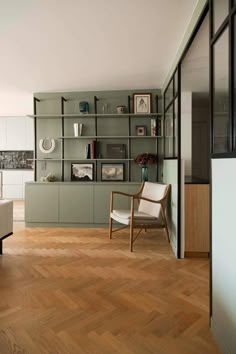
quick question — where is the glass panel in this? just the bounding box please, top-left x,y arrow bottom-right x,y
213,28 -> 230,153
174,98 -> 178,156
213,0 -> 229,34
174,70 -> 178,97
165,105 -> 174,157
164,80 -> 174,108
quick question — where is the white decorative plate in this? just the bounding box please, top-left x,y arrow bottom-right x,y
39,138 -> 56,154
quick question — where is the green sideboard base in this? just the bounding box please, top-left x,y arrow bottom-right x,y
25,222 -> 110,228
25,182 -> 141,227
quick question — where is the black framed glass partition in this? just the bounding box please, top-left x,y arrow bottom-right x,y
211,0 -> 236,156
213,28 -> 229,153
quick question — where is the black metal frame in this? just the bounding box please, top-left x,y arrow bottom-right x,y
210,0 -> 236,157
163,2 -> 209,260
61,96 -> 67,181
209,0 -> 236,319
163,67 -> 180,258
33,97 -> 40,181
0,232 -> 13,255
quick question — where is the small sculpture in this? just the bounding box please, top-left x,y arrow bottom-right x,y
40,173 -> 57,182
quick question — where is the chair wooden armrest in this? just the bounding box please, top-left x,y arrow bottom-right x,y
110,182 -> 145,213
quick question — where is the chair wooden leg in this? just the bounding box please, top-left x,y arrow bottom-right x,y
130,196 -> 135,252
130,224 -> 133,252
109,217 -> 113,239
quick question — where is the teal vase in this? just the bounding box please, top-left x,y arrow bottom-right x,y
141,165 -> 148,181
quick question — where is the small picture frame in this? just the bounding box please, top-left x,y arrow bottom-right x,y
136,125 -> 147,136
71,163 -> 94,181
101,163 -> 125,181
133,93 -> 152,114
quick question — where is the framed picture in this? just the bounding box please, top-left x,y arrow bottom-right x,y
106,144 -> 126,159
133,93 -> 152,113
101,163 -> 125,181
71,163 -> 94,181
136,125 -> 147,136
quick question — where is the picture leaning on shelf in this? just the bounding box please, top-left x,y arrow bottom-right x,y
71,163 -> 94,181
101,163 -> 125,181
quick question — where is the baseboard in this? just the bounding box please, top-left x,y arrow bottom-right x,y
25,222 -> 110,228
184,251 -> 209,258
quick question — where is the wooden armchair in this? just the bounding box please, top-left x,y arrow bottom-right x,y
109,182 -> 171,251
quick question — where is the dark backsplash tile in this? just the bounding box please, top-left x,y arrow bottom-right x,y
0,151 -> 34,169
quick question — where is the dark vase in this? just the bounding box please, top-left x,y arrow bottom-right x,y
141,165 -> 148,181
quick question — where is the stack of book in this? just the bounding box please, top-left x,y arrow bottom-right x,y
151,119 -> 162,136
85,140 -> 99,159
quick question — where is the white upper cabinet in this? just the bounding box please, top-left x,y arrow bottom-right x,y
0,117 -> 34,151
0,118 -> 7,150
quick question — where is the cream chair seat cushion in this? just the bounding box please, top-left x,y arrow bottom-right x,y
0,199 -> 13,238
111,209 -> 162,226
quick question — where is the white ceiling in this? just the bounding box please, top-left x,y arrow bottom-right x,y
0,0 -> 198,94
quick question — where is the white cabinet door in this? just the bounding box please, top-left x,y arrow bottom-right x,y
0,118 -> 7,150
3,185 -> 23,199
2,171 -> 23,184
6,117 -> 26,150
1,171 -> 34,199
22,171 -> 34,198
5,117 -> 33,150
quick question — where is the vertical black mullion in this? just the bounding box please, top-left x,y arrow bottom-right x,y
61,97 -> 67,181
164,93 -> 166,158
155,94 -> 159,180
177,64 -> 181,259
33,97 -> 40,182
128,95 -> 131,182
172,73 -> 175,157
209,0 -> 214,320
210,0 -> 214,154
94,96 -> 98,181
230,10 -> 235,150
229,5 -> 233,152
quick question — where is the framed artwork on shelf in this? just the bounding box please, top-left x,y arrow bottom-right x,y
101,163 -> 125,181
106,144 -> 126,159
71,163 -> 94,181
136,125 -> 147,136
133,93 -> 152,113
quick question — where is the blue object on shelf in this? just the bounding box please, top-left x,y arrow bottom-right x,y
79,101 -> 89,113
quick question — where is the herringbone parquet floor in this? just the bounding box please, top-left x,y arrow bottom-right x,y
0,223 -> 220,354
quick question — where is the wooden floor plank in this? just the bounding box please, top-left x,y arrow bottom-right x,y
0,224 -> 220,354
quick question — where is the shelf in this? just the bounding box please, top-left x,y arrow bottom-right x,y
59,135 -> 163,139
28,113 -> 163,119
28,158 -> 134,161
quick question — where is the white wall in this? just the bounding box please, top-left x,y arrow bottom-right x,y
211,158 -> 236,354
181,92 -> 192,175
163,159 -> 178,256
0,90 -> 33,116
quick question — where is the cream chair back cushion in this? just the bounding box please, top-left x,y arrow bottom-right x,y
138,182 -> 168,218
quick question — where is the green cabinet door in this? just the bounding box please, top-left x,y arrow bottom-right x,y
94,183 -> 140,223
59,184 -> 93,223
25,184 -> 59,222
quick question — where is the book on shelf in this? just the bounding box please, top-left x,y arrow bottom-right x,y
151,119 -> 156,136
91,140 -> 96,159
86,141 -> 100,159
151,119 -> 163,136
85,144 -> 91,159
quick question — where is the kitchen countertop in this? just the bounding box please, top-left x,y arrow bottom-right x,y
185,176 -> 209,184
